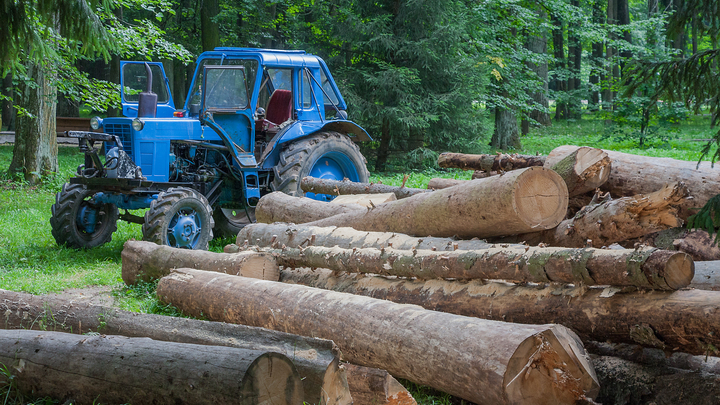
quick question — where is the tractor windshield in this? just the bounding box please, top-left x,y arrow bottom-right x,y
188,59 -> 258,109
203,66 -> 249,111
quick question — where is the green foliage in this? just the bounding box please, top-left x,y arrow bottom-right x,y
113,280 -> 185,316
687,194 -> 720,246
600,97 -> 688,148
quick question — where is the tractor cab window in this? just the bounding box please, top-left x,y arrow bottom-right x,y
320,68 -> 340,106
203,66 -> 249,111
257,68 -> 294,125
123,64 -> 170,103
188,59 -> 258,110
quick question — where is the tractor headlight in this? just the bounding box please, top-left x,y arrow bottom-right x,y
90,116 -> 103,130
132,118 -> 144,131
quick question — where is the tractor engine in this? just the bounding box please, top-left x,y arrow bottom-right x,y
169,142 -> 227,183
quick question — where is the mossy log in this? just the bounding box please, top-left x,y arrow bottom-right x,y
259,167 -> 569,238
261,244 -> 693,290
0,289 -> 350,405
121,240 -> 278,285
237,223 -> 500,251
157,268 -> 600,405
300,177 -> 429,199
0,329 -> 303,405
496,183 -> 689,248
437,152 -> 546,171
279,268 -> 720,356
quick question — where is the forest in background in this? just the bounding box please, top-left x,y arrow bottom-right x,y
1,0 -> 718,177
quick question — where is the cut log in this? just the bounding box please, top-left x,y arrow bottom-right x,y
689,261 -> 720,291
344,364 -> 417,405
279,268 -> 720,356
497,183 -> 689,248
265,244 -> 693,290
121,240 -> 279,285
426,177 -> 464,190
237,223 -> 500,251
256,192 -> 365,224
0,289 -> 350,405
585,341 -> 720,375
437,152 -> 545,171
472,170 -> 499,179
332,193 -> 397,207
0,329 -> 303,405
157,269 -> 600,405
300,176 -> 429,199
264,167 -> 569,238
673,230 -> 720,261
543,146 -> 611,196
600,149 -> 717,219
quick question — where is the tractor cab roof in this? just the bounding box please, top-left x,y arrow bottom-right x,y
200,48 -> 324,68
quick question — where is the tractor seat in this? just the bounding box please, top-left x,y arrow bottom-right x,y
265,89 -> 292,125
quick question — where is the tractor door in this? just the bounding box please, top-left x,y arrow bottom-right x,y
120,61 -> 175,118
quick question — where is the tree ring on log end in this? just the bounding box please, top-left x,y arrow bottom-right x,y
663,252 -> 695,290
240,352 -> 305,405
513,167 -> 569,230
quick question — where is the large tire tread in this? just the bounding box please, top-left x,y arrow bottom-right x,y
142,187 -> 214,250
50,183 -> 118,249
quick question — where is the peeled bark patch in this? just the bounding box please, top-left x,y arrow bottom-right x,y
157,269 -> 599,405
301,167 -> 568,238
0,329 -> 304,405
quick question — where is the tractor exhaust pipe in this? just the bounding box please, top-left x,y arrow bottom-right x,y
137,62 -> 157,118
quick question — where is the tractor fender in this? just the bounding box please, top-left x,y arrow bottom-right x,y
259,120 -> 371,169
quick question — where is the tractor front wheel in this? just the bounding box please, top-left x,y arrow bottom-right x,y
50,183 -> 119,249
142,188 -> 214,250
271,132 -> 369,201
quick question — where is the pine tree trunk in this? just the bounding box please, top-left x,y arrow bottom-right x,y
9,61 -> 58,183
491,105 -> 521,150
279,268 -> 720,356
0,329 -> 304,405
157,268 -> 600,405
201,0 -> 220,51
0,289 -> 351,405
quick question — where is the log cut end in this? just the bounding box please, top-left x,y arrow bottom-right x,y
661,251 -> 695,290
572,147 -> 611,190
322,358 -> 354,405
504,325 -> 599,405
513,167 -> 569,230
241,352 -> 305,405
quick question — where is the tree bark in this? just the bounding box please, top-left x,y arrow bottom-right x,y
600,150 -> 718,219
200,0 -> 220,52
426,177 -> 465,190
157,268 -> 600,405
1,73 -> 14,130
278,268 -> 720,356
437,152 -> 545,171
689,260 -> 720,291
344,364 -> 417,405
259,243 -> 693,290
261,167 -> 569,238
526,8 -> 551,127
0,329 -> 303,405
491,105 -> 521,150
498,183 -> 689,249
121,240 -> 279,285
552,13 -> 568,120
604,0 -> 617,108
0,289 -> 350,405
256,192 -> 366,224
9,60 -> 58,183
237,223 -> 501,251
300,176 -> 430,199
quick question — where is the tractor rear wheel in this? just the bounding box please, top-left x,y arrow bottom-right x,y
212,207 -> 256,239
142,187 -> 214,250
271,132 -> 369,201
50,183 -> 118,249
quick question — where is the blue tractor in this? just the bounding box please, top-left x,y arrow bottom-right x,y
50,48 -> 371,250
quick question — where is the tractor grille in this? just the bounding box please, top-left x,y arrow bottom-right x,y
104,123 -> 133,157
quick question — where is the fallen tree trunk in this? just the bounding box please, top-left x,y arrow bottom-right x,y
300,177 -> 429,200
261,167 -> 569,238
496,183 -> 689,248
544,146 -> 611,196
426,177 -> 464,190
0,289 -> 350,405
279,268 -> 720,356
600,149 -> 716,219
332,193 -> 396,207
437,152 -> 546,171
157,269 -> 600,405
237,223 -> 500,251
0,329 -> 303,405
689,260 -> 720,291
256,192 -> 366,224
121,240 -> 279,285
263,244 -> 693,290
472,170 -> 498,179
585,341 -> 720,375
345,364 -> 417,405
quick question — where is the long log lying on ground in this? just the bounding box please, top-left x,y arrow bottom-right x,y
0,329 -> 303,405
256,192 -> 366,224
544,146 -> 611,196
237,223 -> 500,250
345,364 -> 417,405
689,260 -> 720,291
301,177 -> 429,199
496,183 -> 689,248
262,167 -> 569,238
600,149 -> 717,219
438,152 -> 546,171
121,240 -> 279,285
0,289 -> 350,405
157,269 -> 600,405
260,244 -> 693,290
279,268 -> 720,356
